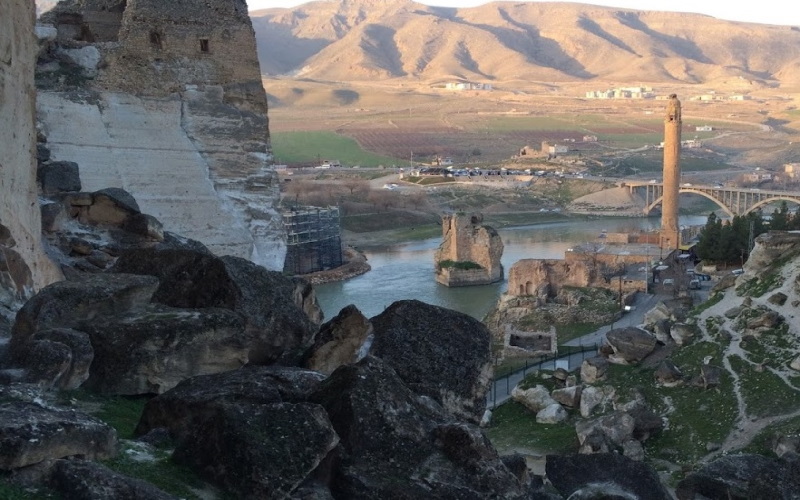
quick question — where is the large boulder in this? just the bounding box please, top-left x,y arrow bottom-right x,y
551,385 -> 582,409
579,385 -> 615,418
670,323 -> 696,346
606,327 -> 657,364
576,412 -> 636,453
0,402 -> 117,470
79,305 -> 248,395
109,249 -> 319,365
547,453 -> 672,499
37,160 -> 81,195
46,459 -> 177,499
654,359 -> 683,386
580,356 -> 609,384
310,355 -> 531,498
135,366 -> 326,442
512,384 -> 558,413
10,273 -> 159,347
369,300 -> 492,423
173,401 -> 339,499
675,453 -> 782,500
536,403 -> 568,424
305,304 -> 371,375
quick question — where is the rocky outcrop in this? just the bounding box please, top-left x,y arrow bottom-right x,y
546,453 -> 673,500
109,249 -> 320,365
305,304 -> 371,375
310,356 -> 532,499
434,213 -> 503,286
370,300 -> 492,423
173,401 -> 339,499
675,453 -> 800,500
0,401 -> 117,470
37,0 -> 286,271
46,459 -> 178,500
0,0 -> 61,318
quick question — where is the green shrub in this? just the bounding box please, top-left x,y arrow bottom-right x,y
438,259 -> 483,270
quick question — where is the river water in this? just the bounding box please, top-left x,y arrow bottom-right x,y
314,216 -> 707,322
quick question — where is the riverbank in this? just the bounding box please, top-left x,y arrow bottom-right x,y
294,246 -> 371,285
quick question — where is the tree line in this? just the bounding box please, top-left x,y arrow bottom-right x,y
696,202 -> 800,264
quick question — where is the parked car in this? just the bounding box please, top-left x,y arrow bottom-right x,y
732,269 -> 744,276
689,279 -> 701,290
663,278 -> 675,286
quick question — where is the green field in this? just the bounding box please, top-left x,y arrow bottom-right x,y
271,131 -> 400,166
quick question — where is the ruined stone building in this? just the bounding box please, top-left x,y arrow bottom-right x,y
434,213 -> 503,287
37,0 -> 286,270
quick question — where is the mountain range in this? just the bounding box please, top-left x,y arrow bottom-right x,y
250,0 -> 800,87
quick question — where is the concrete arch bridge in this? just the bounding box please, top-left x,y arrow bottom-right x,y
627,182 -> 800,217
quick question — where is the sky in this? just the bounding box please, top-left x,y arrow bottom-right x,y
247,0 -> 800,27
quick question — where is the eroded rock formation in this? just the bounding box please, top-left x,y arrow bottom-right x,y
434,213 -> 503,286
36,0 -> 285,270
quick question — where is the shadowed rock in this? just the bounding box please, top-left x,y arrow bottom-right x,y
310,356 -> 531,499
173,401 -> 339,499
47,459 -> 177,499
370,299 -> 492,423
676,453 -> 779,500
10,273 -> 159,347
110,249 -> 320,365
79,305 -> 248,395
0,402 -> 117,470
546,453 -> 672,499
135,365 -> 326,441
305,304 -> 371,375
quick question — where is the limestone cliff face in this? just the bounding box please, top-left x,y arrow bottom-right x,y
742,231 -> 800,279
434,213 -> 503,287
0,0 -> 61,317
36,0 -> 285,270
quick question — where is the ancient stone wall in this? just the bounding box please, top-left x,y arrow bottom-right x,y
508,259 -> 593,298
98,0 -> 266,115
0,0 -> 61,317
434,213 -> 503,287
41,0 -> 127,43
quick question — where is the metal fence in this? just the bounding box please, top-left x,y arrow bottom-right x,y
486,344 -> 599,409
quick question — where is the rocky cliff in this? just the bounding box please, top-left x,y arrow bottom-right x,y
0,0 -> 62,319
35,0 -> 286,270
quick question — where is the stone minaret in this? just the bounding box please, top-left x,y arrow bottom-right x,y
661,94 -> 682,250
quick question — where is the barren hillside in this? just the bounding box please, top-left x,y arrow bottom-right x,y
250,0 -> 800,87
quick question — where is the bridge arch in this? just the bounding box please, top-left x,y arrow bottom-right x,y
745,196 -> 800,215
644,189 -> 735,218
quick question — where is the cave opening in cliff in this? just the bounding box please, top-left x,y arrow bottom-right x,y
199,38 -> 210,53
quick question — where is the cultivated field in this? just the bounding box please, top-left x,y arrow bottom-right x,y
265,78 -> 800,172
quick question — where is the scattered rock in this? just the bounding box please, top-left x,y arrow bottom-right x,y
135,365 -> 326,442
768,292 -> 788,306
0,402 -> 117,470
512,385 -> 557,414
691,364 -> 723,389
551,385 -> 582,409
10,273 -> 159,347
546,453 -> 672,500
746,310 -> 783,330
579,385 -> 615,418
576,412 -> 635,453
724,305 -> 744,319
606,327 -> 657,364
37,161 -> 81,195
370,299 -> 492,423
675,453 -> 777,500
670,322 -> 695,346
789,355 -> 800,372
110,250 -> 320,366
536,403 -> 568,424
311,356 -> 531,498
47,459 -> 177,499
654,360 -> 683,386
80,305 -> 248,395
773,434 -> 800,457
173,401 -> 339,499
580,356 -> 609,384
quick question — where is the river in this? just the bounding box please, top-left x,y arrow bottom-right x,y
314,216 -> 707,322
